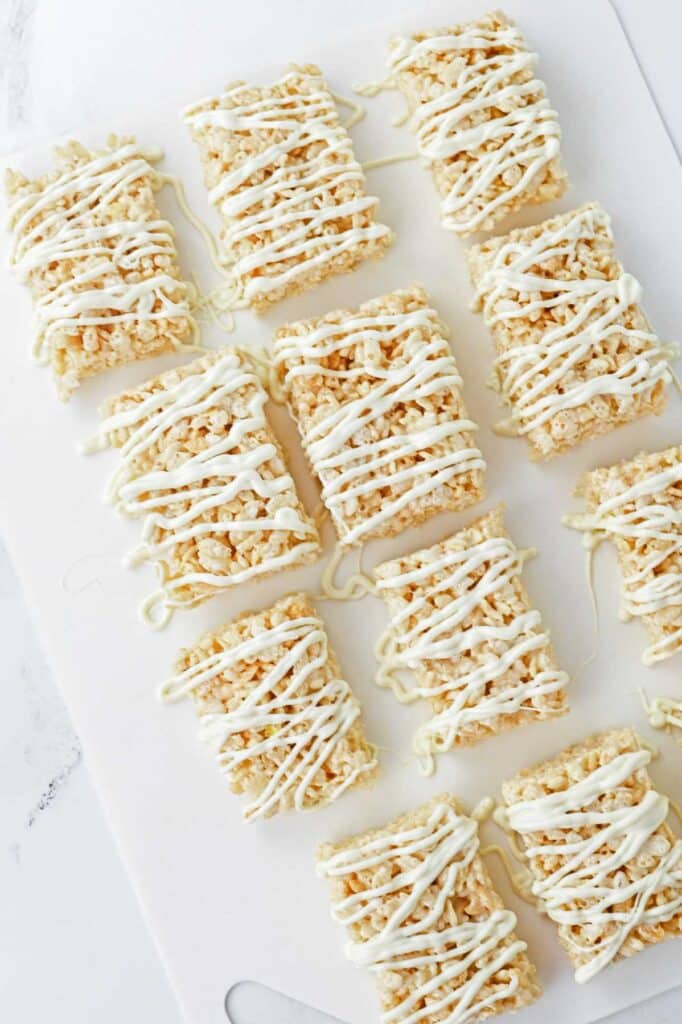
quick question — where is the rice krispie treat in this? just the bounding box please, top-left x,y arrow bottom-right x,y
6,135 -> 194,400
363,10 -> 566,236
84,348 -> 320,626
468,203 -> 676,460
500,729 -> 682,982
183,65 -> 393,313
317,794 -> 541,1023
274,285 -> 486,547
374,506 -> 569,770
161,593 -> 377,821
564,446 -> 682,665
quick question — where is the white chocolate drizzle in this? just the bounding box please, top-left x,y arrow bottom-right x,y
83,350 -> 319,627
640,690 -> 682,739
375,535 -> 568,773
317,801 -> 528,1024
564,459 -> 682,665
7,141 -> 196,365
182,71 -> 392,308
503,747 -> 682,982
473,205 -> 677,437
274,305 -> 485,547
160,614 -> 376,821
359,22 -> 562,233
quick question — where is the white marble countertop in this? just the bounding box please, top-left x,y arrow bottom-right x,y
1,1 -> 680,1022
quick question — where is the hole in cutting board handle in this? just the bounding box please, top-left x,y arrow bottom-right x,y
225,980 -> 347,1024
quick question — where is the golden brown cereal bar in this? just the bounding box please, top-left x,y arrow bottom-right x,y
374,506 -> 568,767
183,65 -> 393,313
85,348 -> 320,626
564,445 -> 682,665
274,284 -> 485,547
373,10 -> 567,236
468,203 -> 675,460
162,592 -> 377,821
317,794 -> 541,1023
6,135 -> 194,399
501,729 -> 682,982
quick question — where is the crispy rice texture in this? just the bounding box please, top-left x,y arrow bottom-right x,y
6,136 -> 192,399
101,349 -> 320,609
184,64 -> 392,312
468,203 -> 668,460
390,10 -> 567,236
175,592 -> 377,818
374,506 -> 568,748
274,284 -> 485,546
317,794 -> 541,1023
502,728 -> 682,975
575,445 -> 682,661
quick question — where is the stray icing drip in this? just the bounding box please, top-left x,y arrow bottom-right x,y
83,350 -> 318,625
329,89 -> 366,130
7,141 -> 196,364
275,305 -> 485,546
160,614 -> 376,821
504,747 -> 682,982
183,71 -> 391,306
375,536 -> 567,771
473,205 -> 677,437
319,542 -> 376,602
317,801 -> 527,1023
640,690 -> 682,738
564,459 -> 682,665
362,151 -> 419,172
359,23 -> 561,233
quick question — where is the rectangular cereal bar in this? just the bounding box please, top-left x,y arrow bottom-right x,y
317,794 -> 541,1023
274,284 -> 485,547
183,65 -> 393,313
6,135 -> 194,399
372,10 -> 566,236
84,348 -> 320,626
501,728 -> 682,982
564,445 -> 682,665
468,203 -> 675,460
161,592 -> 377,821
374,506 -> 568,769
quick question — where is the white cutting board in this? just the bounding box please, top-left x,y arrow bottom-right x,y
0,2 -> 680,1022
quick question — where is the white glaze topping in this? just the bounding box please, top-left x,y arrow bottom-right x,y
363,22 -> 561,233
7,141 -> 194,364
83,350 -> 318,627
375,535 -> 567,771
504,747 -> 682,982
473,205 -> 676,438
183,71 -> 391,306
161,614 -> 375,821
640,691 -> 682,737
275,306 -> 485,546
564,460 -> 682,665
318,801 -> 527,1023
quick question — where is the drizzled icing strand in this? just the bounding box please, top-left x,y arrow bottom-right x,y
7,141 -> 195,364
317,801 -> 527,1024
183,71 -> 391,307
161,614 -> 375,821
503,748 -> 682,983
275,306 -> 485,546
83,351 -> 318,627
564,460 -> 682,665
375,535 -> 567,773
473,205 -> 677,438
358,22 -> 562,233
640,690 -> 682,739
